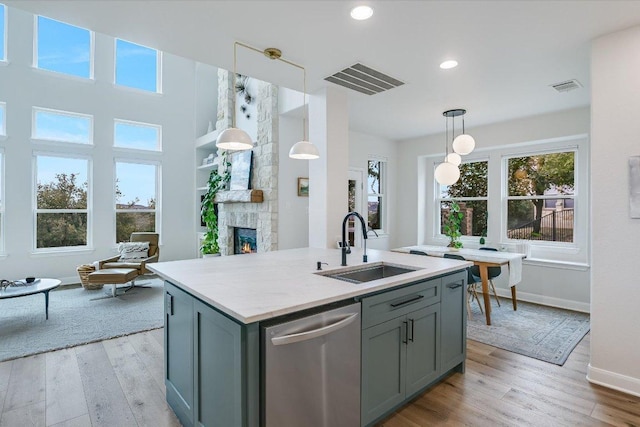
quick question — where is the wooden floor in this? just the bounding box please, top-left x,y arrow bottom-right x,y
1,332 -> 639,426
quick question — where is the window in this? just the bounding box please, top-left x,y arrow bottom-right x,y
506,151 -> 575,243
115,161 -> 158,243
35,155 -> 89,249
367,160 -> 386,231
0,102 -> 5,136
115,39 -> 160,92
35,16 -> 92,78
114,120 -> 161,151
33,107 -> 92,144
1,4 -> 6,61
437,160 -> 488,237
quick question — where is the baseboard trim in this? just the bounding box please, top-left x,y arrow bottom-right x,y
587,364 -> 640,398
494,288 -> 590,313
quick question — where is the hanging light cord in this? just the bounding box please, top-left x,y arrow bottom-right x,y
233,41 -> 307,142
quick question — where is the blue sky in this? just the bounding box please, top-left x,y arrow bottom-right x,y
32,17 -> 159,208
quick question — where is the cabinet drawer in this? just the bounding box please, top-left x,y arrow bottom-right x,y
361,278 -> 441,329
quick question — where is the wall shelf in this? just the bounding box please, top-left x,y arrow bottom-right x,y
197,162 -> 218,170
195,129 -> 220,149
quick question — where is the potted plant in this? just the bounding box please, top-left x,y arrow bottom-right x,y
201,151 -> 230,257
443,200 -> 464,249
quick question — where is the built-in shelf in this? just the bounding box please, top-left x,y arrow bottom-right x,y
195,129 -> 220,149
197,162 -> 218,170
214,190 -> 264,204
197,186 -> 208,192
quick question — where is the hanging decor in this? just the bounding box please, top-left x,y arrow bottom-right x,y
435,108 -> 475,185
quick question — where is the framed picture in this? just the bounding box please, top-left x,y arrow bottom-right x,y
298,177 -> 309,197
229,150 -> 253,190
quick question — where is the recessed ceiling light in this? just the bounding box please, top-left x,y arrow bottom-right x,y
440,60 -> 458,70
351,5 -> 374,20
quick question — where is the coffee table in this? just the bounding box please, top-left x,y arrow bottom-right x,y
0,279 -> 61,319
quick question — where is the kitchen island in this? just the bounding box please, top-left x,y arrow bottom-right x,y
149,247 -> 470,427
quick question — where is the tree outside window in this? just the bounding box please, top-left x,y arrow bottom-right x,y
438,161 -> 488,237
367,160 -> 385,231
115,161 -> 157,243
35,155 -> 89,249
507,151 -> 575,242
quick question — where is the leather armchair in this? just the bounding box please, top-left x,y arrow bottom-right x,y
99,232 -> 160,275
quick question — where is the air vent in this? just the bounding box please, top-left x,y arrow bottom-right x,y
325,63 -> 404,95
551,79 -> 582,93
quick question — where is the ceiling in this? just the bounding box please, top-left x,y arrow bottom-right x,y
6,1 -> 640,140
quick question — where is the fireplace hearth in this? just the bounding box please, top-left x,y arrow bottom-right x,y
234,228 -> 257,254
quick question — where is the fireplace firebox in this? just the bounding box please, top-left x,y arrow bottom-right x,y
234,227 -> 257,254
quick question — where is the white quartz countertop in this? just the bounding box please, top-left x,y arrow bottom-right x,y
148,247 -> 471,324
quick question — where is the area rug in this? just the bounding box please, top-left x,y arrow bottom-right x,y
467,300 -> 590,365
0,277 -> 164,362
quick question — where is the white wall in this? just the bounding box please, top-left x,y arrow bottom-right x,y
395,107 -> 591,311
278,113 -> 309,249
0,6 -> 197,283
589,25 -> 640,396
194,62 -> 218,137
349,131 -> 398,251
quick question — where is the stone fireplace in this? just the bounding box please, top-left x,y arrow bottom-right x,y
215,70 -> 278,255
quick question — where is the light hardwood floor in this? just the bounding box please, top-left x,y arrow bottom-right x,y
1,331 -> 638,426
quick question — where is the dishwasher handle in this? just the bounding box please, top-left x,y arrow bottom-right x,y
271,313 -> 359,346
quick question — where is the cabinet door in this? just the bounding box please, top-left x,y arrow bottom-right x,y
441,271 -> 466,373
164,282 -> 194,427
361,316 -> 407,426
405,304 -> 440,397
194,300 -> 244,427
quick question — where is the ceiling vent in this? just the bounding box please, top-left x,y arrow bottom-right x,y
325,63 -> 404,95
551,79 -> 582,93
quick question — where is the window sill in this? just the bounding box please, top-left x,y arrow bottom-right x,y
31,138 -> 93,147
31,247 -> 96,257
31,66 -> 95,83
523,258 -> 590,271
0,60 -> 9,67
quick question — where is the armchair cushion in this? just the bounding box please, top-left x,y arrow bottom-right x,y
118,242 -> 149,261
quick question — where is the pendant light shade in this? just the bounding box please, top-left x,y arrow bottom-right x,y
435,161 -> 460,186
216,127 -> 254,150
445,152 -> 462,166
452,133 -> 475,155
289,140 -> 319,159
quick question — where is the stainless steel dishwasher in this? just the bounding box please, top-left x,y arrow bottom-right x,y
263,302 -> 361,427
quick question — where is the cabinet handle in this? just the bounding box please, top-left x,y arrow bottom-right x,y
402,321 -> 408,344
447,283 -> 463,289
409,319 -> 415,342
166,293 -> 173,316
390,294 -> 424,308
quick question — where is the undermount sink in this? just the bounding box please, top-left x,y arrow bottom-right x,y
318,263 -> 420,284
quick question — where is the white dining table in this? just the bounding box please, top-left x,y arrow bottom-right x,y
393,245 -> 525,325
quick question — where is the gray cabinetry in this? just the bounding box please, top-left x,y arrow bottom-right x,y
440,271 -> 467,373
164,281 -> 259,427
360,271 -> 466,427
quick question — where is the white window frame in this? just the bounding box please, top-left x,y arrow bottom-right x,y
113,119 -> 162,152
33,152 -> 92,252
502,147 -> 578,247
435,158 -> 489,240
424,134 -> 588,265
367,158 -> 387,234
33,15 -> 94,80
1,3 -> 7,63
113,158 -> 161,243
114,38 -> 162,94
0,101 -> 6,136
32,107 -> 94,145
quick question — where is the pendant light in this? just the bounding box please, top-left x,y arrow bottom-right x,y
216,42 -> 254,151
285,54 -> 319,159
452,109 -> 475,155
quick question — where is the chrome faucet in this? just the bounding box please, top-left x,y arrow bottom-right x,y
341,212 -> 368,266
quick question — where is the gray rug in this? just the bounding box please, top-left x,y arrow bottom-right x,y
0,277 -> 164,362
467,299 -> 590,365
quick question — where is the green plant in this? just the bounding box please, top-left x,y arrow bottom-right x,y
200,152 -> 231,255
443,201 -> 464,249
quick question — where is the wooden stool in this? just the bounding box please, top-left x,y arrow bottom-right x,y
87,268 -> 138,297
